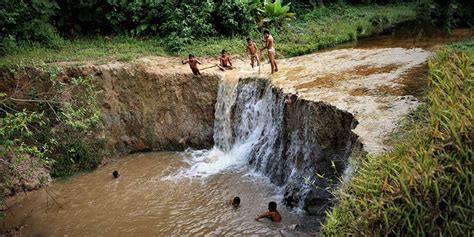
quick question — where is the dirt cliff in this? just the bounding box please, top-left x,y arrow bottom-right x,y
1,65 -> 220,155
66,65 -> 219,154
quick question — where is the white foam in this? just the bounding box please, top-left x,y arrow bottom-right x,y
163,144 -> 252,180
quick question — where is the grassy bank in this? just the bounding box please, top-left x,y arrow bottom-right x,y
0,4 -> 416,67
321,40 -> 473,235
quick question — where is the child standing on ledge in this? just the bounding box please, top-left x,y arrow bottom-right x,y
261,29 -> 278,74
182,54 -> 202,76
246,38 -> 260,69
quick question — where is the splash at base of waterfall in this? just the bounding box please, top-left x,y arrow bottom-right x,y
162,147 -> 248,179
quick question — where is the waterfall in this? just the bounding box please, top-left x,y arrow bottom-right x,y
174,77 -> 361,215
214,79 -> 285,173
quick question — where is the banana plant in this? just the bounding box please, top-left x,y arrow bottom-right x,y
258,0 -> 296,28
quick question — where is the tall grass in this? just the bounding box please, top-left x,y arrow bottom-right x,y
321,47 -> 473,235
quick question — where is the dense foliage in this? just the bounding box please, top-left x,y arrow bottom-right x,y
0,69 -> 106,183
0,0 -> 62,55
0,4 -> 419,66
1,0 -> 472,55
417,0 -> 474,31
322,42 -> 473,236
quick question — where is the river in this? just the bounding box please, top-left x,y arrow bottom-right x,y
1,27 -> 472,236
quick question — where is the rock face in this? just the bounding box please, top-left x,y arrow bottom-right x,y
282,94 -> 362,216
213,78 -> 362,215
1,65 -> 219,197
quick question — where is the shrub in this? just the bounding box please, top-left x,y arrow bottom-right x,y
1,72 -> 106,179
416,0 -> 474,31
54,0 -> 111,35
214,0 -> 258,36
258,0 -> 296,28
0,0 -> 61,54
106,0 -> 162,36
45,75 -> 105,178
160,0 -> 217,39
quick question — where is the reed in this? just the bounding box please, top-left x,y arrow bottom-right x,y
321,45 -> 473,236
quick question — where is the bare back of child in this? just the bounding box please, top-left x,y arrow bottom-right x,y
255,201 -> 282,222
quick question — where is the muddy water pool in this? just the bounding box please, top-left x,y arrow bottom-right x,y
2,151 -> 315,236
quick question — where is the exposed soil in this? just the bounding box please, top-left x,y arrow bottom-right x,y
294,63 -> 402,89
1,64 -> 220,155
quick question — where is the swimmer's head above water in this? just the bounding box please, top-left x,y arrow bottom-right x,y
112,170 -> 120,178
231,196 -> 241,208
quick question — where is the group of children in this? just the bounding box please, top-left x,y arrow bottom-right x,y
230,196 -> 282,223
182,29 -> 279,76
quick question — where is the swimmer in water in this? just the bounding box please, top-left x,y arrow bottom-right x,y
229,196 -> 241,208
255,201 -> 282,222
112,170 -> 120,178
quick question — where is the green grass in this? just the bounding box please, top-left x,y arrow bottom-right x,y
448,38 -> 474,58
0,36 -> 166,67
0,4 -> 417,67
175,4 -> 417,57
321,45 -> 473,235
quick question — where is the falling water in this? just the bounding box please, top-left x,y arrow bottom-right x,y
179,77 -> 360,214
